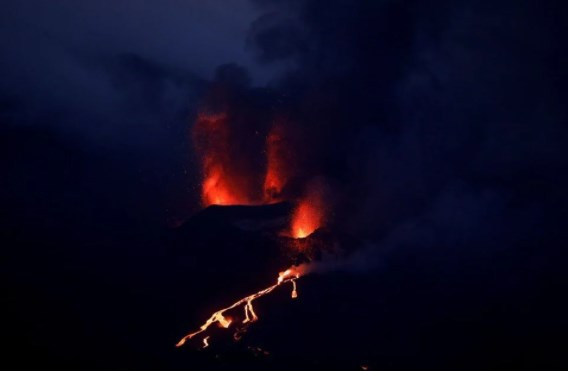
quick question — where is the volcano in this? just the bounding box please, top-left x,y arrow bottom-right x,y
170,201 -> 335,347
167,202 -> 379,370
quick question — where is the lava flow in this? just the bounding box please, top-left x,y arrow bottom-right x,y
176,267 -> 302,348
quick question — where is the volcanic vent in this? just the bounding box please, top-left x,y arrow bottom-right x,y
174,97 -> 337,350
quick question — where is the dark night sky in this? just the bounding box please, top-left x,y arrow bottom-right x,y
2,1 -> 567,370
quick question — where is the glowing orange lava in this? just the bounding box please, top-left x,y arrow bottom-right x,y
291,195 -> 325,238
202,336 -> 210,349
176,267 -> 302,348
290,179 -> 326,238
192,111 -> 256,206
201,164 -> 243,206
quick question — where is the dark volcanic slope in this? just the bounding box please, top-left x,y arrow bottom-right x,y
4,199 -> 565,370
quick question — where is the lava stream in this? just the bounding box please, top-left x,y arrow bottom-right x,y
176,268 -> 301,348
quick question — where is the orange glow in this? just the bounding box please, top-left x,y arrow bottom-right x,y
290,179 -> 327,238
291,202 -> 319,238
180,109 -> 329,350
291,280 -> 298,299
176,266 -> 303,348
201,164 -> 244,206
277,267 -> 301,284
291,198 -> 323,239
192,111 -> 257,207
263,121 -> 292,202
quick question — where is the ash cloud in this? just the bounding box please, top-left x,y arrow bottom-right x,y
2,0 -> 565,266
240,0 -> 568,272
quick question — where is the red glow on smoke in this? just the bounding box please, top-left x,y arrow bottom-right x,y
192,111 -> 257,206
263,120 -> 292,202
291,182 -> 326,239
